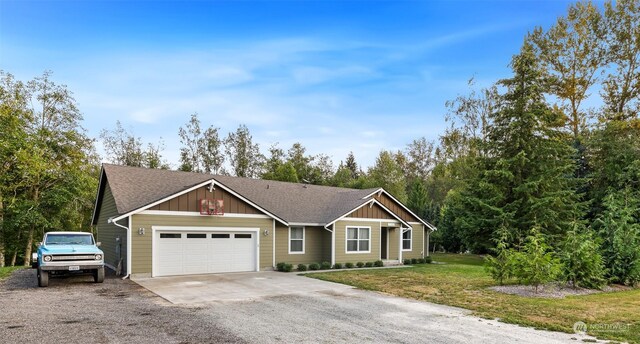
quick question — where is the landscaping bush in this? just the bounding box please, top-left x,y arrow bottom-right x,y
345,262 -> 354,268
365,262 -> 374,267
333,263 -> 343,269
297,264 -> 308,272
411,258 -> 418,264
403,259 -> 411,265
320,261 -> 332,270
417,258 -> 426,264
560,227 -> 606,289
280,263 -> 293,272
308,263 -> 320,271
424,256 -> 432,264
356,262 -> 365,268
511,228 -> 562,292
484,228 -> 515,285
374,260 -> 384,267
276,262 -> 287,272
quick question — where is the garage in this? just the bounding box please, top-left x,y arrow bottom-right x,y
153,228 -> 258,277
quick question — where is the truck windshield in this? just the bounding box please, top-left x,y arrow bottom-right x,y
45,234 -> 94,245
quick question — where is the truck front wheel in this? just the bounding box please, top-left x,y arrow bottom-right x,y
93,267 -> 105,283
37,269 -> 49,287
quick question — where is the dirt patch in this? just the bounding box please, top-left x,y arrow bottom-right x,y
489,283 -> 630,298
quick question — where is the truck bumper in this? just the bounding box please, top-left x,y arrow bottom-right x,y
40,264 -> 104,271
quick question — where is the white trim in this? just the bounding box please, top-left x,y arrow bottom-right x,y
112,179 -> 288,226
378,223 -> 382,260
402,228 -> 412,252
386,228 -> 390,259
151,225 -> 260,277
421,224 -> 425,258
139,210 -> 271,219
362,188 -> 437,231
345,226 -> 372,254
127,216 -> 132,276
272,219 -> 276,268
288,226 -> 305,254
289,222 -> 324,226
342,218 -> 400,224
331,224 -> 335,266
398,226 -> 403,262
325,199 -> 410,230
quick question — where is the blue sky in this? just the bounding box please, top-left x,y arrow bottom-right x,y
1,0 -> 579,168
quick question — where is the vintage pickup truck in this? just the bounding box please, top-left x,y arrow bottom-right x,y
32,231 -> 105,287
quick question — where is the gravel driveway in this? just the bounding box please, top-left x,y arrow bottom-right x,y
0,269 -> 601,344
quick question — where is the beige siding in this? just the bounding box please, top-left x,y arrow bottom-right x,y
96,183 -> 128,273
274,224 -> 331,265
402,224 -> 425,259
334,220 -> 381,264
130,214 -> 274,274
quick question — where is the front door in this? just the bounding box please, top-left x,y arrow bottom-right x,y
381,228 -> 388,259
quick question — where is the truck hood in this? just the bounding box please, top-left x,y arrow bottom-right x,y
40,245 -> 103,254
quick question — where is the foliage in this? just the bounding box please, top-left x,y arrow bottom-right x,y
100,120 -> 168,169
367,150 -> 407,203
276,262 -> 293,272
424,256 -> 432,264
224,124 -> 263,178
559,225 -> 606,289
344,262 -> 354,269
364,262 -> 374,267
319,261 -> 331,270
511,228 -> 562,292
333,263 -> 342,269
297,264 -> 307,272
308,263 -> 320,271
374,260 -> 384,267
484,226 -> 515,285
356,262 -> 364,268
403,259 -> 411,265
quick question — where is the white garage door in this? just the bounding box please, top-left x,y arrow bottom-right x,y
155,230 -> 257,277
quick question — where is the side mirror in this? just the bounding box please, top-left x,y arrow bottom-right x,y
96,242 -> 101,247
37,242 -> 43,247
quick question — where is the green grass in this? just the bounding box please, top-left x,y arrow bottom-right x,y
0,266 -> 23,280
310,256 -> 640,343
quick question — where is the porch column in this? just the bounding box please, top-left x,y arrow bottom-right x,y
331,223 -> 335,266
399,228 -> 403,263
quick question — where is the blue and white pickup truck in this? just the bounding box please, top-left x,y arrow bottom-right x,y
31,231 -> 105,287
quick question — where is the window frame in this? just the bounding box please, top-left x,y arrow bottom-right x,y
402,228 -> 412,251
345,226 -> 371,254
288,226 -> 305,254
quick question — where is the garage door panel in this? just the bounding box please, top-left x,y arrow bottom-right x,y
155,230 -> 256,277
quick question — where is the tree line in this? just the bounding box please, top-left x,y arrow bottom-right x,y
1,0 -> 638,287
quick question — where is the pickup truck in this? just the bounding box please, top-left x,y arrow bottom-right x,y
32,231 -> 105,287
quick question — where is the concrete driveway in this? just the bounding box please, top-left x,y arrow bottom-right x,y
134,271 -> 603,343
133,271 -> 354,303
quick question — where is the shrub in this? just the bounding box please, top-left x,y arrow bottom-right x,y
511,228 -> 562,292
484,227 -> 515,285
417,258 -> 425,264
424,256 -> 432,264
333,263 -> 343,269
308,263 -> 320,271
320,261 -> 332,270
280,263 -> 293,272
345,262 -> 354,268
365,262 -> 374,267
411,258 -> 418,264
297,264 -> 308,272
403,259 -> 411,265
356,262 -> 365,268
374,260 -> 384,267
560,227 -> 606,289
276,262 -> 287,272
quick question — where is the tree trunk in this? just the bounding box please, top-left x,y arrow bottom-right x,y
10,250 -> 16,267
23,226 -> 34,267
0,193 -> 5,268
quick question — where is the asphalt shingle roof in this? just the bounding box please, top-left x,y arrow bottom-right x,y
101,164 -> 380,225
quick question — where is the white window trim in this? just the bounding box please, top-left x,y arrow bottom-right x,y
288,226 -> 305,254
402,228 -> 412,251
345,226 -> 371,254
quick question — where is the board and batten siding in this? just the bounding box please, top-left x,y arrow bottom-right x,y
346,203 -> 395,220
274,224 -> 331,265
334,220 -> 381,263
148,186 -> 261,214
129,214 -> 274,275
373,193 -> 422,223
96,183 -> 128,273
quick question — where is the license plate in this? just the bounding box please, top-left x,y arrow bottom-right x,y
68,266 -> 80,271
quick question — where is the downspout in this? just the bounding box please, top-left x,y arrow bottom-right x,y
108,217 -> 131,280
323,223 -> 335,267
272,219 -> 276,269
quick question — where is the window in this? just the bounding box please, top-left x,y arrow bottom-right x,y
160,233 -> 181,239
211,234 -> 230,239
289,227 -> 305,254
346,227 -> 370,253
187,233 -> 207,239
235,234 -> 252,239
402,229 -> 412,251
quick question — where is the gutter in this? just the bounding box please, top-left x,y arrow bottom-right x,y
108,217 -> 131,280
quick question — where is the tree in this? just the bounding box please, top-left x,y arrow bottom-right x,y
560,224 -> 606,289
178,113 -> 203,172
407,179 -> 429,220
224,124 -> 263,178
287,143 -> 313,182
273,162 -> 299,183
201,126 -> 224,174
368,150 -> 407,203
511,228 -> 562,292
262,143 -> 285,181
405,137 -> 436,183
602,0 -> 640,119
484,226 -> 516,285
529,1 -> 607,139
345,151 -> 359,179
100,121 -> 168,169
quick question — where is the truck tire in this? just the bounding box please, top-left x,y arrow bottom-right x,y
93,267 -> 105,283
37,268 -> 49,287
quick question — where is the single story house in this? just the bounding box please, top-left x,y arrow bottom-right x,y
91,164 -> 436,278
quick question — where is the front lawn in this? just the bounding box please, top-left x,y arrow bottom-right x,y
0,266 -> 23,280
310,255 -> 640,343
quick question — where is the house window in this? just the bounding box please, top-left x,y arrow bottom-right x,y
289,227 -> 305,254
346,227 -> 370,253
402,229 -> 412,251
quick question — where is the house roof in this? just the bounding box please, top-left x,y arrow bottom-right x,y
92,164 -> 434,229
